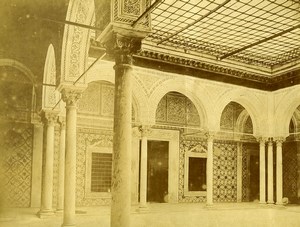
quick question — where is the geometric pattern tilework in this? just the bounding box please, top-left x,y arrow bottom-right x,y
178,137 -> 206,203
76,127 -> 113,206
242,145 -> 250,202
213,141 -> 237,202
156,92 -> 200,126
283,142 -> 298,203
0,124 -> 33,207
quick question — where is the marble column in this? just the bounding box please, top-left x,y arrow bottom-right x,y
61,89 -> 82,227
206,133 -> 214,206
258,137 -> 266,204
276,138 -> 284,205
109,36 -> 139,227
56,117 -> 66,212
38,111 -> 58,218
138,126 -> 150,209
267,138 -> 274,204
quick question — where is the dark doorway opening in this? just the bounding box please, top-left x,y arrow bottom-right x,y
147,140 -> 169,203
249,155 -> 259,201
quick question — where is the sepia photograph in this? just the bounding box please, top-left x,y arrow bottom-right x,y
0,0 -> 300,226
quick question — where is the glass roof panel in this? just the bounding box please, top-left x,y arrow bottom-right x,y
147,0 -> 300,67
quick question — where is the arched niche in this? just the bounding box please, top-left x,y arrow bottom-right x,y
220,101 -> 253,136
155,91 -> 201,128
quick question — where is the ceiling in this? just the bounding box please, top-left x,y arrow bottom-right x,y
145,0 -> 300,74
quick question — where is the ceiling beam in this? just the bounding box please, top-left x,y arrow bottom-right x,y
132,0 -> 162,28
157,0 -> 231,45
219,24 -> 300,60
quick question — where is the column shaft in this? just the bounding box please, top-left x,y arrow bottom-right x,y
139,128 -> 148,208
276,139 -> 283,205
206,135 -> 214,205
39,111 -> 57,217
63,105 -> 77,225
111,64 -> 132,227
267,140 -> 274,204
61,89 -> 82,227
259,139 -> 266,204
57,120 -> 66,211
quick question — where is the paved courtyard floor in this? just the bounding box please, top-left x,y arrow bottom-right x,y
1,203 -> 300,227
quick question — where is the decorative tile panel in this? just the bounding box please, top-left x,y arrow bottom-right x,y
0,124 -> 33,207
283,142 -> 298,203
213,141 -> 237,202
242,145 -> 250,202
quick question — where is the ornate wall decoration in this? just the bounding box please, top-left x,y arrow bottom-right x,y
78,81 -> 115,118
52,127 -> 60,208
101,84 -> 114,116
76,128 -> 113,206
156,92 -> 200,126
242,145 -> 249,202
178,137 -> 207,203
0,125 -> 33,207
123,0 -> 140,16
213,141 -> 237,202
78,82 -> 101,115
244,116 -> 253,134
220,102 -> 246,131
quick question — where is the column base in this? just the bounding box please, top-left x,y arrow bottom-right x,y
61,224 -> 76,227
37,209 -> 55,218
56,209 -> 63,215
267,201 -> 274,205
259,201 -> 266,204
137,205 -> 149,212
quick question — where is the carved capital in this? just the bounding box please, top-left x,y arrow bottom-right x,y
138,125 -> 151,137
61,88 -> 83,107
205,132 -> 216,142
275,137 -> 285,146
256,137 -> 267,145
267,137 -> 273,146
106,33 -> 142,65
43,111 -> 59,126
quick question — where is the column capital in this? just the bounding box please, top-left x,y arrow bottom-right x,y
275,137 -> 285,146
61,87 -> 84,107
43,110 -> 59,126
205,132 -> 216,142
106,33 -> 142,65
138,125 -> 151,137
256,137 -> 268,144
267,137 -> 273,146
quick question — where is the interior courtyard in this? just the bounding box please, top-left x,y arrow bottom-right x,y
1,0 -> 300,226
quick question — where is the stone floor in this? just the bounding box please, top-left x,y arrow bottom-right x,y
1,203 -> 300,227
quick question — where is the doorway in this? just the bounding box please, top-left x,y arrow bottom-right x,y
147,140 -> 169,203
